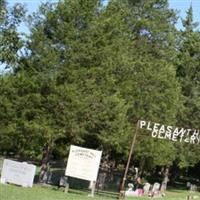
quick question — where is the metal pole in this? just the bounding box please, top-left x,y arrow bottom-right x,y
119,120 -> 140,198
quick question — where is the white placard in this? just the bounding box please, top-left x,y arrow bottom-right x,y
0,159 -> 36,187
65,145 -> 102,182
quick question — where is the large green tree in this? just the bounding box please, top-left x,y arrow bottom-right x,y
175,6 -> 200,169
0,0 -> 25,154
115,0 -> 181,172
0,0 -> 25,68
2,1 -> 198,184
13,0 -> 134,164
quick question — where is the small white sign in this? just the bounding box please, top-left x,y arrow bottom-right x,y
0,159 -> 36,187
65,145 -> 102,182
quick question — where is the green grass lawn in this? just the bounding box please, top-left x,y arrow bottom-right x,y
0,183 -> 199,200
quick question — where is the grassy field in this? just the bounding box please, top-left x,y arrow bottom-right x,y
0,183 -> 199,200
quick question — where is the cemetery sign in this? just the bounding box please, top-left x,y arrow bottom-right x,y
65,145 -> 102,182
119,119 -> 200,196
0,159 -> 36,187
139,120 -> 200,144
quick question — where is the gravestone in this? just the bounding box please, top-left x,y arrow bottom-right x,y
190,184 -> 197,192
125,183 -> 135,197
59,176 -> 68,187
46,171 -> 53,184
151,182 -> 160,197
41,171 -> 48,183
143,182 -> 151,195
0,159 -> 36,187
59,176 -> 69,193
187,182 -> 191,190
96,172 -> 106,190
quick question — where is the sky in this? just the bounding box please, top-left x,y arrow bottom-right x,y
6,0 -> 200,33
170,0 -> 200,30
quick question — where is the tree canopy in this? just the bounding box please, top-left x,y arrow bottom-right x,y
1,0 -> 200,179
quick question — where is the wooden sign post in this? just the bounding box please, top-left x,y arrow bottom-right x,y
119,120 -> 140,197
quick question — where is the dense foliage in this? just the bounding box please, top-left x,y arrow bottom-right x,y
1,0 -> 200,179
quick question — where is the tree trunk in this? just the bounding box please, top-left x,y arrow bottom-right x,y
160,166 -> 169,195
38,144 -> 51,183
139,159 -> 145,177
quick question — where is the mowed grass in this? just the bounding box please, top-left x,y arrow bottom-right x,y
0,183 -> 199,200
0,184 -> 113,200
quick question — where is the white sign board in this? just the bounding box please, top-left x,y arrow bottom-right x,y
65,145 -> 102,182
0,159 -> 36,187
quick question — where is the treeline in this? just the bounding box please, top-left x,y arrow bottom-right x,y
0,0 -> 200,179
